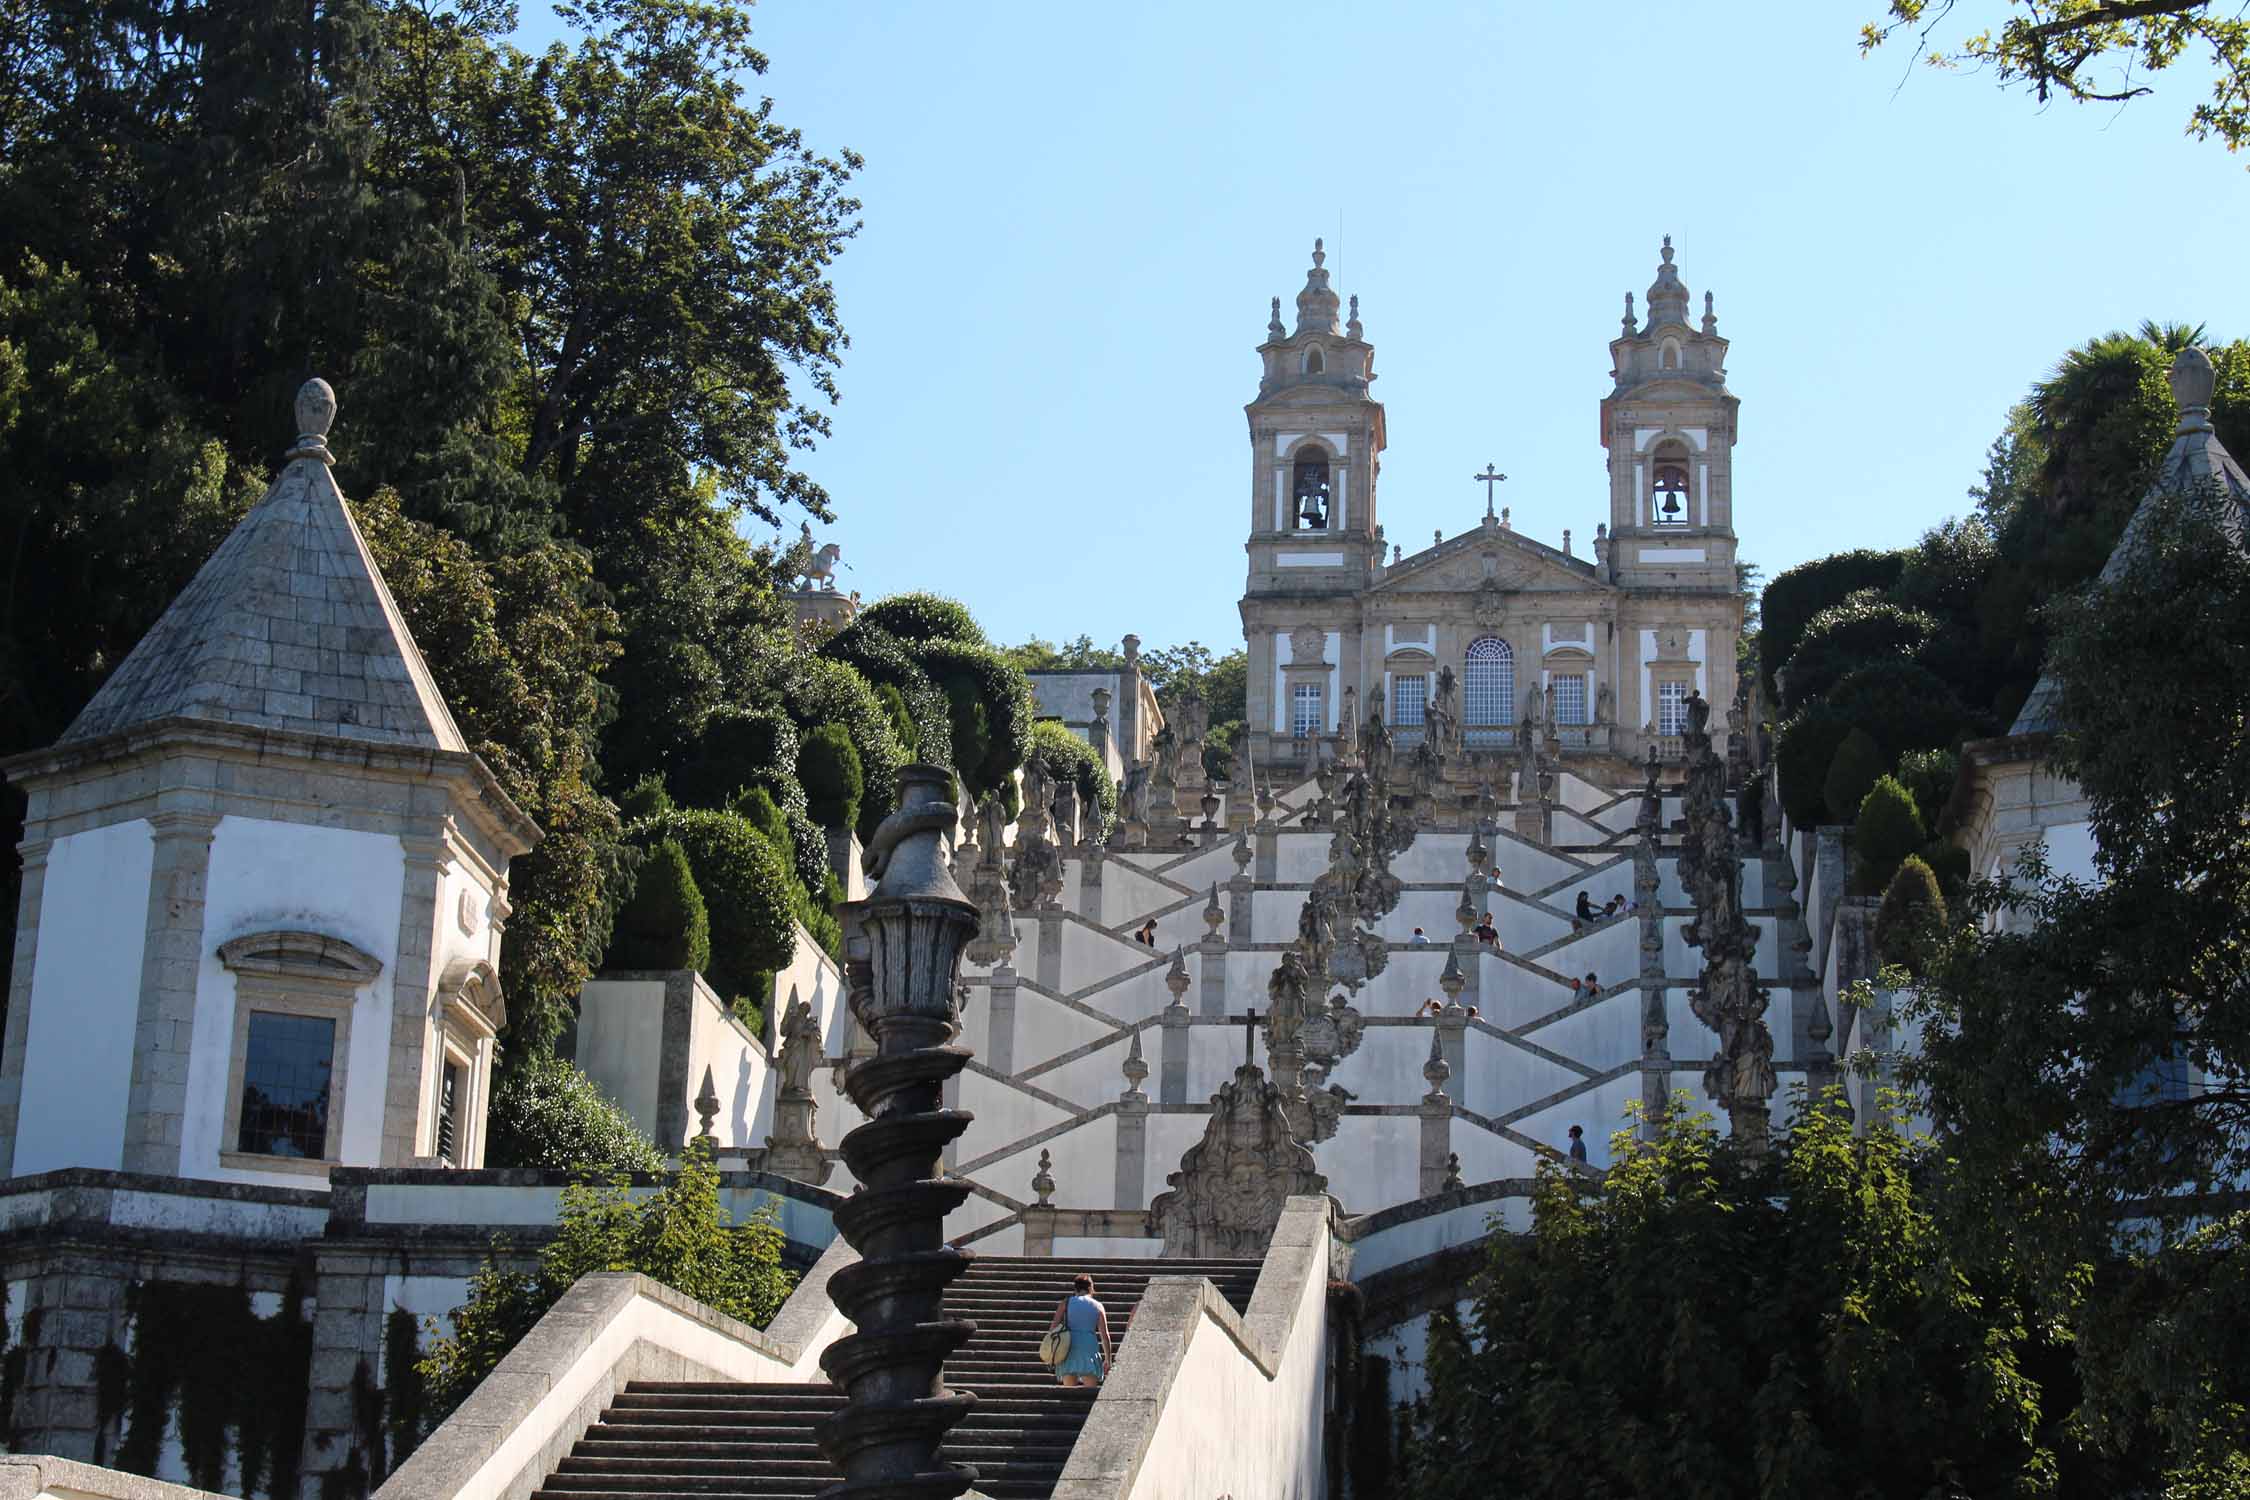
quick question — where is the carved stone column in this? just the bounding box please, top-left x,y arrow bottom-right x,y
1159,952 -> 1192,1105
1436,1000 -> 1470,1113
1023,1151 -> 1057,1258
817,766 -> 982,1500
1078,834 -> 1105,922
1035,908 -> 1065,993
985,961 -> 1020,1076
1115,1033 -> 1149,1209
1226,835 -> 1255,942
1418,1031 -> 1454,1197
1197,889 -> 1228,1021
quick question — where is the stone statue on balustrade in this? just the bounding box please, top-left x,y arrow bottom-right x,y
1146,1062 -> 1328,1257
1427,665 -> 1460,755
759,991 -> 833,1184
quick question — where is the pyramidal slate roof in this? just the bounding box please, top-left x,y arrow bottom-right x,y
61,379 -> 468,752
2009,348 -> 2250,738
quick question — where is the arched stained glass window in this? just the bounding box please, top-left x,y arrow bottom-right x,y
1463,637 -> 1513,747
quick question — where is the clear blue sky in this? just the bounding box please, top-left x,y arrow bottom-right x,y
523,1 -> 2250,654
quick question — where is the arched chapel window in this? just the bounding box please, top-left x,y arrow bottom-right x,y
1293,452 -> 1331,530
1304,346 -> 1325,374
1651,439 -> 1690,525
1463,637 -> 1513,746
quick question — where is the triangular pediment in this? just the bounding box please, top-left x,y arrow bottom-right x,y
1373,527 -> 1607,597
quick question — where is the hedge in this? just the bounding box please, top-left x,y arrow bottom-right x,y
799,723 -> 864,833
1824,728 -> 1888,826
785,656 -> 906,842
673,707 -> 806,820
1759,548 -> 1908,700
1821,659 -> 1971,760
917,637 -> 1034,797
633,807 -> 799,1023
1029,719 -> 1118,838
484,1055 -> 665,1174
1775,703 -> 1855,828
1852,776 -> 1926,896
821,625 -> 954,773
853,591 -> 988,647
605,839 -> 711,972
1781,594 -> 1939,714
1895,748 -> 1959,832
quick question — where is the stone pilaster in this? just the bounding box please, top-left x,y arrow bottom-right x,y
1436,1005 -> 1470,1112
1254,819 -> 1279,884
1197,934 -> 1228,1022
1078,838 -> 1104,922
985,963 -> 1019,1076
8,1256 -> 132,1462
121,810 -> 221,1175
383,833 -> 452,1165
1159,997 -> 1191,1105
1227,836 -> 1255,941
300,1246 -> 388,1490
1418,1029 -> 1454,1198
0,837 -> 52,1170
1035,908 -> 1065,993
1114,1092 -> 1148,1211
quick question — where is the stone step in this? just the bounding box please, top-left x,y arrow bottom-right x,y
556,1455 -> 1069,1483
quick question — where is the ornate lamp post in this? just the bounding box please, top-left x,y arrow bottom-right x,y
817,765 -> 982,1500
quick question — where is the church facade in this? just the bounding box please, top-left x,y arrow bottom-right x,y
1240,237 -> 1746,788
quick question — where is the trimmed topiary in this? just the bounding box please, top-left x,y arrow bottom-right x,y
785,806 -> 833,902
1919,838 -> 1971,908
1758,548 -> 1909,700
616,773 -> 674,824
1029,719 -> 1118,838
1852,775 -> 1926,896
852,591 -> 988,647
673,707 -> 806,819
1776,703 -> 1854,828
1780,593 -> 1940,714
821,625 -> 953,772
1895,747 -> 1959,832
1824,728 -> 1887,826
799,722 -> 864,833
1875,854 -> 1948,973
484,1054 -> 665,1174
917,637 -> 1034,797
605,839 -> 711,973
632,808 -> 799,1018
785,656 -> 904,842
1821,660 -> 1970,761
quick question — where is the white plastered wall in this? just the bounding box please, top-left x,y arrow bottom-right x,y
13,819 -> 155,1175
181,817 -> 406,1185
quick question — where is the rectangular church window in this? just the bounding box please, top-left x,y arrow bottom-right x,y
1391,674 -> 1426,736
1658,680 -> 1689,737
1552,673 -> 1589,726
437,1060 -> 462,1165
237,1011 -> 335,1159
1291,683 -> 1323,738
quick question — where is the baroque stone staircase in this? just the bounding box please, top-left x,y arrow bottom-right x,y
530,1256 -> 1261,1500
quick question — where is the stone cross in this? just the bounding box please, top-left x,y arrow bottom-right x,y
1473,463 -> 1508,517
1233,1007 -> 1262,1066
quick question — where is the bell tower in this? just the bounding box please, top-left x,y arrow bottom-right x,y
1239,240 -> 1387,768
1598,236 -> 1739,593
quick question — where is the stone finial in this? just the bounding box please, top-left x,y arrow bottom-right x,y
1165,946 -> 1190,1003
2170,346 -> 2216,433
1268,296 -> 1286,340
1347,293 -> 1363,340
1232,831 -> 1254,875
1441,1153 -> 1465,1192
1438,949 -> 1465,1007
1661,233 -> 1674,264
1311,236 -> 1325,267
1500,507 -> 1511,530
289,378 -> 338,464
1122,1028 -> 1149,1098
1621,292 -> 1637,336
694,1065 -> 720,1142
1702,290 -> 1718,336
1393,543 -> 1403,563
1434,528 -> 1443,547
1562,528 -> 1572,556
1204,882 -> 1225,936
1032,1148 -> 1055,1205
1422,1027 -> 1452,1098
1122,633 -> 1142,667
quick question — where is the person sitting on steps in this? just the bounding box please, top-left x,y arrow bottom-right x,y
1575,890 -> 1597,922
1134,919 -> 1157,947
1475,912 -> 1499,947
1047,1273 -> 1113,1388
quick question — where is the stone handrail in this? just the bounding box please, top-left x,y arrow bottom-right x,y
1047,1196 -> 1333,1500
0,1455 -> 231,1500
373,1236 -> 858,1500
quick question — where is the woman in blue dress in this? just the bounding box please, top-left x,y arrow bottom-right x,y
1046,1273 -> 1113,1386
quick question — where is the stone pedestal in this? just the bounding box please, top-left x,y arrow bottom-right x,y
986,963 -> 1020,1076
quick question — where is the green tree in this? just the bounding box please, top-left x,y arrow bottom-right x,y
1895,746 -> 1960,831
484,1054 -> 665,1175
1758,549 -> 1907,702
1407,1097 -> 2077,1499
1780,592 -> 1939,714
418,1139 -> 791,1425
633,807 -> 798,1029
1853,775 -> 1928,895
1863,2 -> 2250,158
1874,854 -> 1947,973
1908,481 -> 2250,1486
604,840 -> 710,973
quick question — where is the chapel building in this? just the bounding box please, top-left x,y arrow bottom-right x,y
1240,236 -> 1746,789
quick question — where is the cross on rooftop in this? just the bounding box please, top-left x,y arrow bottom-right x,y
1232,1007 -> 1262,1067
1473,463 -> 1507,517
